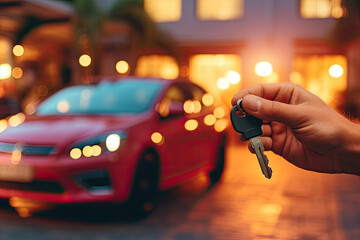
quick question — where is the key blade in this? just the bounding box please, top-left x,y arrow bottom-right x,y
250,137 -> 272,179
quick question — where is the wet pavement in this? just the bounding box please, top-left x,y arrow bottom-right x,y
0,141 -> 358,240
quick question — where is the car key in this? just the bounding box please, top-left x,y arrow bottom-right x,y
230,99 -> 272,179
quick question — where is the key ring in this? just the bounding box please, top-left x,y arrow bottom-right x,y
236,99 -> 247,115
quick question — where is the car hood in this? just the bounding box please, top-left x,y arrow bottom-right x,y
0,114 -> 144,146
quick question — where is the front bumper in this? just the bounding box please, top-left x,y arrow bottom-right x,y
0,153 -> 134,204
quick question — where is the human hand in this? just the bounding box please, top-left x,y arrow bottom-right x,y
231,83 -> 360,175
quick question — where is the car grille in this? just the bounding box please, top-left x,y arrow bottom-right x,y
0,142 -> 56,155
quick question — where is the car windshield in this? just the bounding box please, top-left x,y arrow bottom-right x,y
37,80 -> 164,115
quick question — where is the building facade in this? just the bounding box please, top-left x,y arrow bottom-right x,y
0,0 -> 355,112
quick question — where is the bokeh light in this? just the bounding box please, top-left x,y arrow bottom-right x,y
13,45 -> 24,57
0,120 -> 8,133
204,114 -> 216,126
217,77 -> 230,90
57,100 -> 70,113
70,148 -> 82,159
92,145 -> 102,156
106,134 -> 121,152
328,64 -> 344,78
226,70 -> 241,84
9,113 -> 25,127
151,132 -> 164,145
214,107 -> 226,118
185,119 -> 198,131
79,54 -> 91,67
12,67 -> 23,79
82,146 -> 93,157
255,61 -> 273,77
116,60 -> 129,74
214,119 -> 228,132
0,63 -> 12,80
202,93 -> 214,106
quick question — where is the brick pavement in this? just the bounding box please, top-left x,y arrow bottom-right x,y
0,142 -> 358,240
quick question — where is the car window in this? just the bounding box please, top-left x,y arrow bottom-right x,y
164,85 -> 186,103
36,80 -> 164,115
189,84 -> 207,107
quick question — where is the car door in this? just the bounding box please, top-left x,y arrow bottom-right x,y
185,83 -> 219,168
157,83 -> 195,179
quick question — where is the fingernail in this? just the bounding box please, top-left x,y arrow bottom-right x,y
245,95 -> 261,112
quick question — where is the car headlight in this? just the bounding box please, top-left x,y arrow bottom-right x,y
69,131 -> 127,159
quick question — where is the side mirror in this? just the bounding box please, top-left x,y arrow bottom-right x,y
157,101 -> 184,120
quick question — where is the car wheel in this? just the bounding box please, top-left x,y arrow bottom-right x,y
209,141 -> 225,185
127,151 -> 159,218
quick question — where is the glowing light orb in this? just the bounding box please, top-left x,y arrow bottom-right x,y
255,61 -> 273,77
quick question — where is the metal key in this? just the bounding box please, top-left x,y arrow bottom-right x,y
230,99 -> 272,179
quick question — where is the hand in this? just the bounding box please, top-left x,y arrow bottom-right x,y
231,83 -> 360,175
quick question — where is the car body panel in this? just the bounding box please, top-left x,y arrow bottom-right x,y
0,77 -> 228,204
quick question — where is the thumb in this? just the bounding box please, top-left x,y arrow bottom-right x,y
242,95 -> 301,126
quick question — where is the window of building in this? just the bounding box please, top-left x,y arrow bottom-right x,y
144,0 -> 181,22
300,0 -> 344,18
291,55 -> 347,106
197,0 -> 244,21
189,54 -> 241,106
135,55 -> 179,79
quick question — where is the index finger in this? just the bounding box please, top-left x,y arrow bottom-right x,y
231,83 -> 297,106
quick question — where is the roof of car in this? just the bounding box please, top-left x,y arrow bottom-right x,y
91,76 -> 190,85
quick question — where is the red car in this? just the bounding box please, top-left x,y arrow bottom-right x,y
0,77 -> 228,215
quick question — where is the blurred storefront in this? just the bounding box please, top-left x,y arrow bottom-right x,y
0,0 -> 358,113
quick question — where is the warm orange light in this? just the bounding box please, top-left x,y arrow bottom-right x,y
290,71 -> 303,85
193,100 -> 201,113
0,63 -> 12,80
144,0 -> 181,22
202,93 -> 214,106
151,132 -> 164,145
116,60 -> 129,74
135,55 -> 179,79
82,145 -> 93,157
214,119 -> 228,132
217,77 -> 230,90
92,145 -> 102,156
11,150 -> 22,165
226,70 -> 241,84
183,100 -> 194,114
214,107 -> 226,118
0,120 -> 7,133
9,113 -> 25,127
70,148 -> 82,159
255,61 -> 273,77
160,62 -> 179,79
12,67 -> 23,79
204,114 -> 216,126
79,54 -> 91,67
329,64 -> 344,78
13,45 -> 24,57
185,119 -> 198,131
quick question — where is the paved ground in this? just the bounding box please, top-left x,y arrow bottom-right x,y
0,141 -> 358,240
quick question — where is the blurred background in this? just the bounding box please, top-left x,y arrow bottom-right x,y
0,0 -> 360,115
0,1 -> 359,239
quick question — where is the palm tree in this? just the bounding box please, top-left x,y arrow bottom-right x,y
14,0 -> 177,76
330,0 -> 360,117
